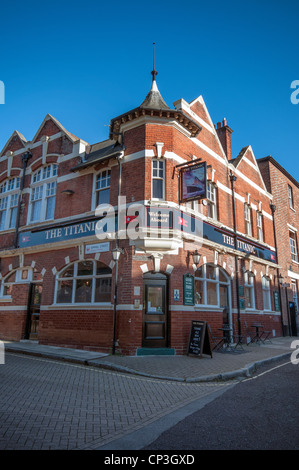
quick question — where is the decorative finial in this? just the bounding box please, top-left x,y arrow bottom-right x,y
151,42 -> 157,82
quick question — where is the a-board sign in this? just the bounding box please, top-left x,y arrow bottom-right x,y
187,320 -> 212,358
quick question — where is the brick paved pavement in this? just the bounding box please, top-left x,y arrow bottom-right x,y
0,353 -> 231,450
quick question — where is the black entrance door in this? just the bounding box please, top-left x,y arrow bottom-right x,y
143,273 -> 168,348
25,283 -> 42,340
289,302 -> 298,336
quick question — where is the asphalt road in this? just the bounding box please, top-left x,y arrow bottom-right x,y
144,357 -> 299,450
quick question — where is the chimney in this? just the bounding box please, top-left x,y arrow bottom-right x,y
215,118 -> 233,160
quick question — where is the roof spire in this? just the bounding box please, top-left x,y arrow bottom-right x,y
140,43 -> 169,110
151,42 -> 158,84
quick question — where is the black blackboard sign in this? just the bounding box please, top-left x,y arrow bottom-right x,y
188,320 -> 212,358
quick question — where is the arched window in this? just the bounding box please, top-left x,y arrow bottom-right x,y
195,264 -> 230,307
55,260 -> 112,304
262,276 -> 271,311
244,271 -> 255,309
0,268 -> 33,298
0,176 -> 20,231
29,164 -> 58,223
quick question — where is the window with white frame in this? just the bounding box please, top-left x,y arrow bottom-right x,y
290,231 -> 298,262
55,260 -> 112,304
256,211 -> 263,242
152,159 -> 165,200
262,276 -> 271,311
96,169 -> 111,206
291,281 -> 298,312
244,203 -> 252,236
0,177 -> 20,231
195,264 -> 230,307
0,268 -> 33,298
29,164 -> 57,223
207,181 -> 217,220
244,271 -> 255,309
288,185 -> 294,209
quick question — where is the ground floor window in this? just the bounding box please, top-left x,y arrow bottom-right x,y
262,276 -> 271,311
55,260 -> 112,304
195,264 -> 230,307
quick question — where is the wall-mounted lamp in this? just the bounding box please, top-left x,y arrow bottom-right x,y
61,189 -> 74,195
192,250 -> 201,267
112,247 -> 124,262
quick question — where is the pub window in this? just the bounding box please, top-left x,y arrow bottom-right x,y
288,185 -> 294,209
96,169 -> 111,206
244,271 -> 255,309
256,211 -> 263,242
262,276 -> 271,311
195,264 -> 230,307
152,159 -> 165,200
206,181 -> 217,220
290,231 -> 298,262
29,164 -> 58,223
55,260 -> 112,304
244,203 -> 252,236
0,177 -> 20,231
0,271 -> 16,297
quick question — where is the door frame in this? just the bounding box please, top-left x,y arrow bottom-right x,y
24,282 -> 42,340
142,272 -> 169,348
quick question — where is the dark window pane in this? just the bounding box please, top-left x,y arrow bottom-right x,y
95,278 -> 111,302
57,280 -> 73,303
153,179 -> 163,199
75,279 -> 92,302
77,261 -> 93,276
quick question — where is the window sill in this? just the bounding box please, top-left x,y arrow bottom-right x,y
0,297 -> 12,303
194,304 -> 223,312
43,303 -> 113,310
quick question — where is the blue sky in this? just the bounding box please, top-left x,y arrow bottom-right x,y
0,0 -> 298,180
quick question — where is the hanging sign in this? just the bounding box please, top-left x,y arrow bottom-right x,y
180,161 -> 207,203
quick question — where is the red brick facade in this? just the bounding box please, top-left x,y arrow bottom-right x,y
0,81 -> 294,355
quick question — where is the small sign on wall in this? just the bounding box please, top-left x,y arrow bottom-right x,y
174,289 -> 180,301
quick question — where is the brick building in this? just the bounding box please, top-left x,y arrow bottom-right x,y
258,156 -> 299,336
0,69 -> 288,355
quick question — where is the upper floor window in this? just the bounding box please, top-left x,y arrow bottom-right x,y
288,185 -> 294,209
152,159 -> 165,200
96,170 -> 111,206
256,211 -> 263,242
55,260 -> 112,304
0,177 -> 20,231
29,164 -> 58,223
206,181 -> 217,220
244,203 -> 252,237
262,276 -> 271,311
290,231 -> 298,262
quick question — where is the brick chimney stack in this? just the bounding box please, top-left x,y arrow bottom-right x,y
215,118 -> 233,160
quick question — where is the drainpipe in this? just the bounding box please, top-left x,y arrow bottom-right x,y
111,133 -> 125,355
14,151 -> 32,248
230,172 -> 242,338
270,203 -> 285,336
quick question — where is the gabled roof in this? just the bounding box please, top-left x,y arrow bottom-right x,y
0,130 -> 27,157
230,145 -> 268,193
31,114 -> 88,145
